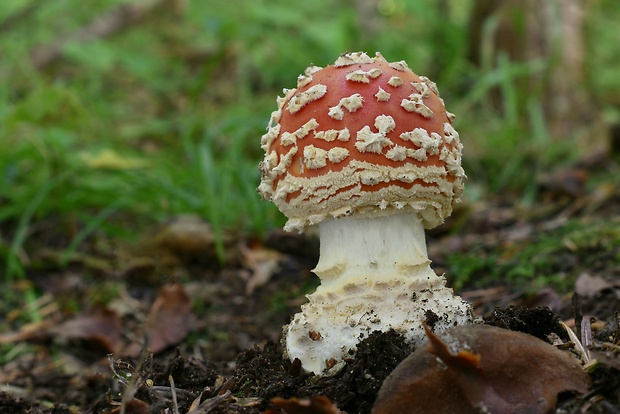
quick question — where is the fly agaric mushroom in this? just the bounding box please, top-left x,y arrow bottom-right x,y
258,51 -> 473,375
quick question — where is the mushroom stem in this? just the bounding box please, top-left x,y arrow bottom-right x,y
313,212 -> 439,293
285,211 -> 473,375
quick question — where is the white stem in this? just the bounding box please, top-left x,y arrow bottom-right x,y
313,212 -> 438,292
285,211 -> 473,375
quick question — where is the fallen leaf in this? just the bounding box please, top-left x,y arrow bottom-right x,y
0,320 -> 56,344
0,307 -> 122,354
52,307 -> 122,352
373,324 -> 590,414
136,215 -> 236,266
239,243 -> 282,295
538,168 -> 588,199
124,284 -> 193,355
519,288 -> 563,312
264,396 -> 343,414
575,272 -> 613,298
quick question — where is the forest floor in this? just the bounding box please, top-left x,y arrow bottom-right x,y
1,154 -> 619,414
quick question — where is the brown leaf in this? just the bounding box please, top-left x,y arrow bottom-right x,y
137,214 -> 236,266
264,396 -> 343,414
0,307 -> 122,353
0,320 -> 56,344
52,307 -> 122,352
124,284 -> 193,355
519,288 -> 563,312
239,243 -> 282,295
538,168 -> 588,199
145,284 -> 192,353
575,272 -> 613,299
373,324 -> 590,414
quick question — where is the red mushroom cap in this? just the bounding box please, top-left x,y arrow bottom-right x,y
258,52 -> 465,232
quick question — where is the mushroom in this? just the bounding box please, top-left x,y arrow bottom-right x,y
258,51 -> 473,375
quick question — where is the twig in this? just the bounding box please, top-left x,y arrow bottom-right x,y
169,375 -> 180,414
30,0 -> 169,69
561,321 -> 590,364
119,337 -> 152,414
187,390 -> 231,414
580,317 -> 592,362
571,292 -> 583,342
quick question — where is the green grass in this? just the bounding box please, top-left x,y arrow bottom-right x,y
447,218 -> 620,293
1,0 -> 620,294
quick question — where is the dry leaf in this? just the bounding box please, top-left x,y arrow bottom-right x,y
144,284 -> 192,353
575,272 -> 613,299
0,320 -> 56,344
239,243 -> 282,295
373,324 -> 590,414
52,307 -> 122,352
538,168 -> 588,199
0,307 -> 122,354
124,284 -> 193,355
136,215 -> 236,266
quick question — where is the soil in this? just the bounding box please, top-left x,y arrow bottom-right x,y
1,174 -> 620,413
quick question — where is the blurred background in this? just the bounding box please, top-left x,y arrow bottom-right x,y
1,0 -> 619,289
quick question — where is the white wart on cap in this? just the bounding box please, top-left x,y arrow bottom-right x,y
259,51 -> 464,232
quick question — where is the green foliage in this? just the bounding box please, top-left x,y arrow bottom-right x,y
586,0 -> 620,113
448,218 -> 620,293
0,0 -> 619,286
0,342 -> 36,366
